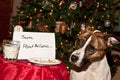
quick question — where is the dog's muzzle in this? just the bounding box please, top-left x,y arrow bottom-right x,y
69,49 -> 85,67
71,55 -> 79,63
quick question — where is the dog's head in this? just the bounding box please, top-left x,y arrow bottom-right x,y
69,27 -> 119,70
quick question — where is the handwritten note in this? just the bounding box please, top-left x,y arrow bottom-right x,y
13,32 -> 56,59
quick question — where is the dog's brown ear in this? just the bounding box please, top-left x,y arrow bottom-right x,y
104,34 -> 120,47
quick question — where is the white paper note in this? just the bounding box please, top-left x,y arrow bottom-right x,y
13,32 -> 56,59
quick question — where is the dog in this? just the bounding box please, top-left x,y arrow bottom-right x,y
69,27 -> 119,80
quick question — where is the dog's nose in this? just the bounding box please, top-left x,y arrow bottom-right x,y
71,55 -> 79,63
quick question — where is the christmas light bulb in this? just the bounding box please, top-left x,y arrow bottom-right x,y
49,12 -> 53,15
20,11 -> 23,14
103,8 -> 106,10
37,19 -> 39,22
97,3 -> 100,8
29,17 -> 32,19
68,13 -> 70,16
60,16 -> 62,19
60,42 -> 63,45
34,8 -> 37,13
90,19 -> 93,23
84,16 -> 87,19
51,4 -> 54,8
40,9 -> 42,12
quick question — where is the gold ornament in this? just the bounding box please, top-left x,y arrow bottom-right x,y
69,1 -> 77,10
36,22 -> 49,32
55,21 -> 68,34
55,21 -> 63,32
60,24 -> 67,34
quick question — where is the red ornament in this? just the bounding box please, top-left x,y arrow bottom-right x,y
18,17 -> 21,25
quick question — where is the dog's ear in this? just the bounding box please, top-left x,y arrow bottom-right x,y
104,34 -> 120,47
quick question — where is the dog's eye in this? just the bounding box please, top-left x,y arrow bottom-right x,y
89,44 -> 95,52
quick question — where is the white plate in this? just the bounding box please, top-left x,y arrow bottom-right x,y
28,57 -> 61,65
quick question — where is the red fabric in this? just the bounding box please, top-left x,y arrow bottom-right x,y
0,54 -> 70,80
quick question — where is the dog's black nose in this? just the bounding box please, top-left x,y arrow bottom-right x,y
71,55 -> 79,63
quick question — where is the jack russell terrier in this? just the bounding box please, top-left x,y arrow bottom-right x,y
69,27 -> 119,80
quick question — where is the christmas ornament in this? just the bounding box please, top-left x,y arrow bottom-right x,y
14,25 -> 23,32
80,23 -> 86,31
55,21 -> 64,32
55,21 -> 68,34
42,0 -> 51,9
104,20 -> 111,28
36,22 -> 49,32
69,2 -> 77,10
60,23 -> 68,34
14,17 -> 23,32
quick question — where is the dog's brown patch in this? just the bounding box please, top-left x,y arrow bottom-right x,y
85,32 -> 107,62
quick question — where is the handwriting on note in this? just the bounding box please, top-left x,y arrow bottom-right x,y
23,44 -> 51,49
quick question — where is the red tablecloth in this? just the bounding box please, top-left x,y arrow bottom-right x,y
0,54 -> 70,80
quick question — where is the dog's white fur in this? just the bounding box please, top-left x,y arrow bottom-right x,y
70,30 -> 112,80
70,55 -> 111,80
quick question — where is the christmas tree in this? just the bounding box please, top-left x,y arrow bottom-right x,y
11,0 -> 120,77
